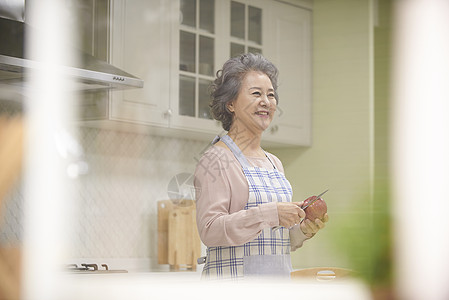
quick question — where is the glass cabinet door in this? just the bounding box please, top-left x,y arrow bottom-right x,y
198,78 -> 213,119
248,6 -> 262,45
231,1 -> 245,39
179,0 -> 215,120
229,1 -> 262,57
180,31 -> 196,73
180,0 -> 196,27
179,75 -> 196,117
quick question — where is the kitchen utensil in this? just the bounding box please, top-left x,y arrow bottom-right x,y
301,189 -> 329,210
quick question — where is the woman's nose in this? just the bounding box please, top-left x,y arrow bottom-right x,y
260,94 -> 270,107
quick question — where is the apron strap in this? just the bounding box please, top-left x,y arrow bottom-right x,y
219,135 -> 251,168
263,151 -> 277,169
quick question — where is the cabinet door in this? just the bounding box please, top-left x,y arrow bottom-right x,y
262,2 -> 312,146
169,0 -> 267,136
109,0 -> 172,127
168,0 -> 223,135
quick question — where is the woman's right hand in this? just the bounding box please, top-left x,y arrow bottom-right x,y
277,202 -> 305,228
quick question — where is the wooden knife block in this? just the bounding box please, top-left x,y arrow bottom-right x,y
157,200 -> 201,271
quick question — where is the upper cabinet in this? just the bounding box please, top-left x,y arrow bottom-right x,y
81,0 -> 312,146
109,0 -> 172,127
168,0 -> 223,135
263,1 -> 312,146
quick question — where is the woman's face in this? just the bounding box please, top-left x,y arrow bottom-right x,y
228,71 -> 277,135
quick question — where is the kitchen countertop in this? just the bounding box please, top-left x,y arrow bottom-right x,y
56,272 -> 372,300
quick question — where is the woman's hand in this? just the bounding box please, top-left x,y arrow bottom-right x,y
300,213 -> 329,238
277,202 -> 305,228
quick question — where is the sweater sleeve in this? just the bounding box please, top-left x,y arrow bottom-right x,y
289,224 -> 311,251
194,149 -> 279,247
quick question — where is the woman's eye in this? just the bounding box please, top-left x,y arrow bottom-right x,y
252,92 -> 261,96
268,93 -> 275,98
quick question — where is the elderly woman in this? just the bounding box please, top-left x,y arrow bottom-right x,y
194,53 -> 328,279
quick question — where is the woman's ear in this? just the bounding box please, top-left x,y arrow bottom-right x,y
227,102 -> 234,113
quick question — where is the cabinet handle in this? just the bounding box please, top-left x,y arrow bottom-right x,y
164,109 -> 173,118
270,125 -> 279,134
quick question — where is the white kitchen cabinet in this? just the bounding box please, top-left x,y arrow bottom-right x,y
167,0 -> 224,135
108,0 -> 172,127
169,0 -> 312,146
82,0 -> 311,146
262,1 -> 312,146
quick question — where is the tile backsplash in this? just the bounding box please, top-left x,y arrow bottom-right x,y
0,126 -> 209,271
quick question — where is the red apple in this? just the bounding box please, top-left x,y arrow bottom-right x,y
302,196 -> 327,221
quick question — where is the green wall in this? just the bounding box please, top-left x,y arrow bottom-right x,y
268,0 -> 392,282
269,0 -> 377,269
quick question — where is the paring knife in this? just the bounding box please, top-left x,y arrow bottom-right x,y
273,188 -> 329,231
301,189 -> 329,210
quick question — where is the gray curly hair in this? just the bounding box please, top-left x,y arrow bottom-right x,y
210,53 -> 279,131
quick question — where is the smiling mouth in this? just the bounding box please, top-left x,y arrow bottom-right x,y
255,111 -> 269,116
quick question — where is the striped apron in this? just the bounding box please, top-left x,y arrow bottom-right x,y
201,135 -> 293,279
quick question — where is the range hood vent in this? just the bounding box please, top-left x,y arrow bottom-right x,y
0,16 -> 144,91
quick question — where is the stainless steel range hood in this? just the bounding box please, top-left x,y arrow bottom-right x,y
0,11 -> 143,91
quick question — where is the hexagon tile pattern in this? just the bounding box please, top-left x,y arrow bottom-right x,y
0,126 -> 211,265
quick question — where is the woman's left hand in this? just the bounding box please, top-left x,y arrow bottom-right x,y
300,213 -> 329,238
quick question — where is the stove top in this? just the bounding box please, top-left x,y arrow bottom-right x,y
66,263 -> 128,274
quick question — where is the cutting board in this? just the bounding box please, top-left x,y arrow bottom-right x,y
0,116 -> 24,204
157,200 -> 173,265
0,246 -> 21,299
157,200 -> 201,270
0,117 -> 23,299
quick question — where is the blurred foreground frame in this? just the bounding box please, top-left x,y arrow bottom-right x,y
0,115 -> 24,300
331,183 -> 393,300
